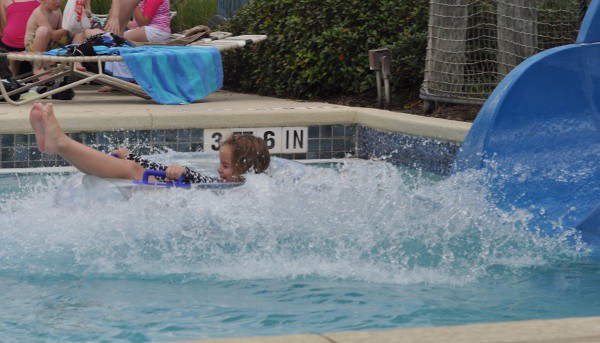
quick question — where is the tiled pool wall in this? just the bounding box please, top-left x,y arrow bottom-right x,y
0,125 -> 460,174
357,126 -> 461,174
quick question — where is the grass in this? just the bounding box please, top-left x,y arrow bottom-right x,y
89,0 -> 218,33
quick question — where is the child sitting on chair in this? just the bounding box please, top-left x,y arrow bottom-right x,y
30,102 -> 271,184
124,0 -> 171,43
24,0 -> 85,78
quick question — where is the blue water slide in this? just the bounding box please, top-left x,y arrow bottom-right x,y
454,1 -> 600,254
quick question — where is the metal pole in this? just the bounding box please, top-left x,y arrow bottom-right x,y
375,70 -> 383,108
381,55 -> 391,110
369,48 -> 392,110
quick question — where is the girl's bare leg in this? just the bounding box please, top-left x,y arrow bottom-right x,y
30,103 -> 146,180
103,0 -> 142,36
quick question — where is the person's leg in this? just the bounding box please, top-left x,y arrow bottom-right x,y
103,0 -> 142,36
123,26 -> 148,42
71,32 -> 87,71
30,103 -> 146,180
85,28 -> 105,38
31,27 -> 51,54
8,60 -> 20,78
143,26 -> 171,43
28,28 -> 52,79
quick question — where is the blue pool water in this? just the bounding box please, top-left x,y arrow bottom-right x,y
0,153 -> 598,341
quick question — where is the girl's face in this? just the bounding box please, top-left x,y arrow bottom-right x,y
217,144 -> 234,182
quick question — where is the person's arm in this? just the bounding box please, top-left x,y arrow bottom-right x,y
0,0 -> 7,32
51,28 -> 69,41
131,7 -> 149,26
51,12 -> 69,41
84,0 -> 92,17
165,165 -> 219,183
133,0 -> 163,26
122,154 -> 220,184
103,0 -> 123,34
165,164 -> 186,182
103,0 -> 142,36
111,147 -> 130,159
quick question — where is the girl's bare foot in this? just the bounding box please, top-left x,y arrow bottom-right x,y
29,103 -> 46,151
39,103 -> 68,154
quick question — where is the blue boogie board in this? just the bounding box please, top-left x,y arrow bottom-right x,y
56,153 -> 307,202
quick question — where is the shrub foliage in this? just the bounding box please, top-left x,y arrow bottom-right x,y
89,0 -> 217,33
222,0 -> 429,101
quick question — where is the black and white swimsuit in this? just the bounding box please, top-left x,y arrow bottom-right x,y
127,153 -> 220,184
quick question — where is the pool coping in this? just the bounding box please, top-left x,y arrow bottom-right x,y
189,316 -> 600,343
0,87 -> 471,144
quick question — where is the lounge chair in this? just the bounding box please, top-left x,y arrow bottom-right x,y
0,32 -> 266,105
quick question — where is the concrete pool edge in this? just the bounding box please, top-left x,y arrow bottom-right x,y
0,89 -> 471,144
189,316 -> 600,343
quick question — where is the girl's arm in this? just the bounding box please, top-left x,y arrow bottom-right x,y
111,147 -> 130,159
125,154 -> 219,184
131,7 -> 149,26
165,164 -> 186,182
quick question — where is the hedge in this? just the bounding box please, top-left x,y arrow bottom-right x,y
221,0 -> 429,102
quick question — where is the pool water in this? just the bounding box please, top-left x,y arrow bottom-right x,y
0,153 -> 598,341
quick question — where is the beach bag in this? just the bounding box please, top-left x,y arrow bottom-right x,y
0,78 -> 26,101
62,0 -> 90,34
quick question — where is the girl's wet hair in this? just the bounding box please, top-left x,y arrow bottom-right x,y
222,134 -> 270,179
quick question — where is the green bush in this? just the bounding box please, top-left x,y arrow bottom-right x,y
221,0 -> 428,101
170,0 -> 218,33
88,0 -> 111,15
87,0 -> 217,33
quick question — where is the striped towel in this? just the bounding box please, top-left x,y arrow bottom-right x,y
114,45 -> 223,105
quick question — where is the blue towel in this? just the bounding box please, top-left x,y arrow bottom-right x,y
112,46 -> 223,105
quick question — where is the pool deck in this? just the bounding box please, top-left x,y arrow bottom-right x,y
0,86 -> 470,143
2,88 -> 598,342
192,316 -> 600,343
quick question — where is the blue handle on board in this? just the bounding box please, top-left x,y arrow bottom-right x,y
110,153 -> 244,189
133,169 -> 191,188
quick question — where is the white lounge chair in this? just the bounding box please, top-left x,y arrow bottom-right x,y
0,32 -> 266,105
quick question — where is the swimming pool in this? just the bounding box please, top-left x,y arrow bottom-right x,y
0,153 -> 598,341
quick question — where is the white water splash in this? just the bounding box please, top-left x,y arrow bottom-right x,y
0,158 -> 587,284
